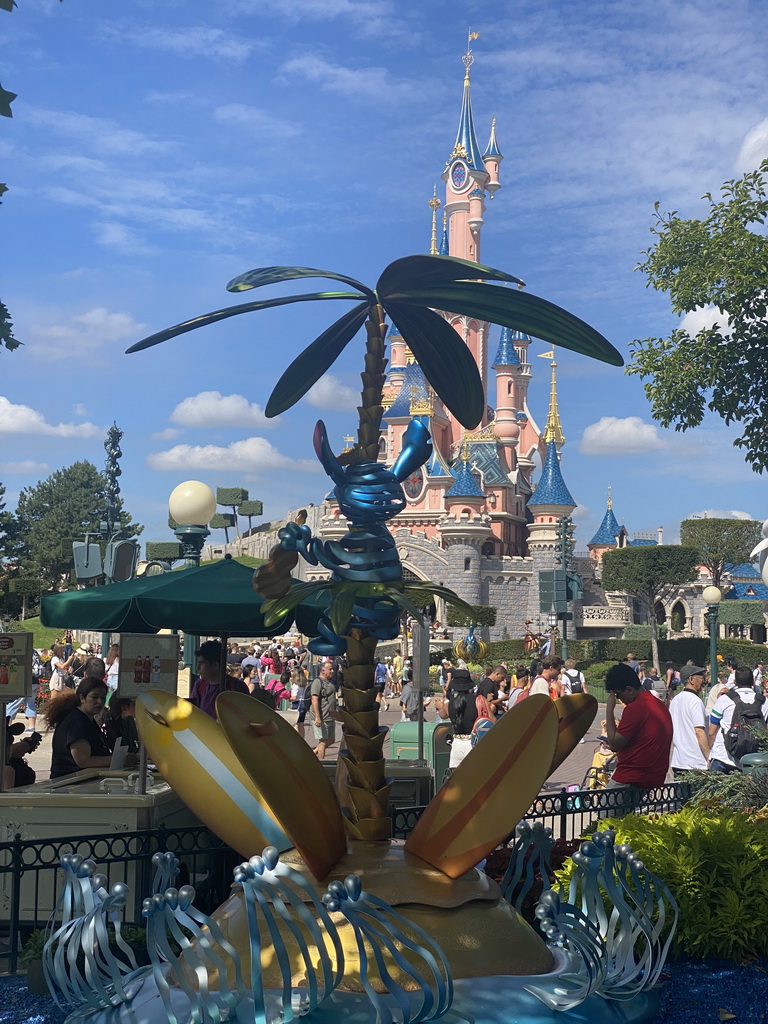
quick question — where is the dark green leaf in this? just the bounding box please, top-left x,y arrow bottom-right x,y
0,1 -> 17,10
405,582 -> 476,620
377,254 -> 524,297
387,282 -> 623,366
126,292 -> 364,354
329,583 -> 358,637
265,301 -> 369,417
0,82 -> 17,118
380,587 -> 426,622
262,580 -> 333,626
227,265 -> 374,301
384,301 -> 484,428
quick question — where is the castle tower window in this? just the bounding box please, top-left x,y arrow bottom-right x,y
464,557 -> 471,571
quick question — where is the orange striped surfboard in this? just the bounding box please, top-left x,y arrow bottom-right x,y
404,695 -> 558,878
550,693 -> 598,774
216,691 -> 347,881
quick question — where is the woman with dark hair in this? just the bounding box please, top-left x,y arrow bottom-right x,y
49,642 -> 76,694
436,684 -> 479,769
242,662 -> 259,694
46,677 -> 127,779
103,694 -> 140,754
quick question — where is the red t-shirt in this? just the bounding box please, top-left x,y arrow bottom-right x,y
613,688 -> 673,787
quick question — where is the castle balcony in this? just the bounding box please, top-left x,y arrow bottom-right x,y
574,604 -> 631,629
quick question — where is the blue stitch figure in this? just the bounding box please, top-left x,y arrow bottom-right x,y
278,418 -> 432,655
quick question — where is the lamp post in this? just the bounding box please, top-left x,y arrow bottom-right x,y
548,605 -> 558,658
168,481 -> 217,668
702,585 -> 722,696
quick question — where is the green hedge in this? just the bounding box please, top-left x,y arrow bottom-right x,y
447,604 -> 497,628
717,600 -> 766,625
217,488 -> 248,505
145,541 -> 183,562
622,624 -> 668,640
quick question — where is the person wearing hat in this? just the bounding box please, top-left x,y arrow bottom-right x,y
668,666 -> 710,776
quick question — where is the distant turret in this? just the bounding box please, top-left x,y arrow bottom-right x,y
483,116 -> 503,196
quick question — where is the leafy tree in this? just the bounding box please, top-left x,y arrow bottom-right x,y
601,545 -> 700,672
680,517 -> 762,590
628,158 -> 768,472
12,461 -> 142,597
129,252 -> 621,839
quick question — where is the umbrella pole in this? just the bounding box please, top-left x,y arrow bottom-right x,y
220,634 -> 229,690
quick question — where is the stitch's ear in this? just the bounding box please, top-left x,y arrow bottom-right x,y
313,420 -> 345,486
392,418 -> 432,482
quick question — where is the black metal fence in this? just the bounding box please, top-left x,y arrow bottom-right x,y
2,782 -> 691,975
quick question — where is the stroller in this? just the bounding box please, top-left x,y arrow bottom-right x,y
581,721 -> 617,790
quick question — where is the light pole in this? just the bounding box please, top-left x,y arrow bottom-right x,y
548,605 -> 558,658
702,585 -> 722,696
168,481 -> 217,668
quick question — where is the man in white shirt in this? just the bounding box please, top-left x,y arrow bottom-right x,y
708,666 -> 768,772
669,665 -> 709,776
530,656 -> 563,697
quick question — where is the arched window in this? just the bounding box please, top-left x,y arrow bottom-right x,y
655,601 -> 667,626
670,601 -> 686,631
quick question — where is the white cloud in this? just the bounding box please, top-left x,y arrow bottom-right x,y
305,375 -> 359,412
0,397 -> 100,438
147,437 -> 319,473
152,428 -> 183,441
92,221 -> 155,256
579,416 -> 669,456
279,55 -> 413,102
74,404 -> 87,417
100,24 -> 257,63
170,392 -> 273,429
679,305 -> 730,337
214,104 -> 301,140
0,461 -> 50,475
27,108 -> 168,157
30,308 -> 147,358
736,117 -> 768,173
685,508 -> 757,521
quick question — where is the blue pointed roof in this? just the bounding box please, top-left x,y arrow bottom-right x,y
438,223 -> 449,255
426,443 -> 452,477
492,326 -> 520,368
483,117 -> 503,159
726,562 -> 761,579
528,441 -> 575,508
447,70 -> 485,172
446,456 -> 485,498
724,579 -> 768,600
384,361 -> 428,418
589,505 -> 621,546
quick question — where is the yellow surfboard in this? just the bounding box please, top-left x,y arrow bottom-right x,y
216,691 -> 347,882
550,693 -> 598,774
136,691 -> 291,859
404,695 -> 558,878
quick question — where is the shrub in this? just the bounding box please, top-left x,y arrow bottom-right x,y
558,807 -> 768,961
680,767 -> 768,811
447,604 -> 497,628
623,624 -> 667,640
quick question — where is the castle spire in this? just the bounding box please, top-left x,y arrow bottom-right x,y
482,115 -> 503,197
428,186 -> 441,255
446,43 -> 485,172
541,350 -> 565,448
528,441 -> 575,508
438,210 -> 449,254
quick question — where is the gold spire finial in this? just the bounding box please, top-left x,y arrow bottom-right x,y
542,348 -> 566,447
607,483 -> 613,510
410,383 -> 435,417
460,432 -> 471,462
342,434 -> 355,453
463,29 -> 479,79
428,185 -> 441,255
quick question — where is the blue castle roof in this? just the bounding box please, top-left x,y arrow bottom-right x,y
528,441 -> 575,508
438,223 -> 449,255
725,580 -> 768,600
446,457 -> 485,498
483,118 -> 503,159
589,506 -> 621,546
447,71 -> 486,172
492,326 -> 520,367
384,361 -> 429,418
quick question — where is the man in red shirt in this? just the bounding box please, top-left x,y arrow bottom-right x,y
602,662 -> 673,816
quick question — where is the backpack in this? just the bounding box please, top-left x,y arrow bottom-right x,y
564,668 -> 584,694
470,694 -> 495,747
723,690 -> 767,762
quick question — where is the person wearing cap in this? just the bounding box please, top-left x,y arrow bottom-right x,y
668,666 -> 710,776
602,662 -> 673,813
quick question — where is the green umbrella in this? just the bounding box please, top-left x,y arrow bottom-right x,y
40,557 -> 322,637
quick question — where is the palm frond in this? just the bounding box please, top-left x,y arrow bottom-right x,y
265,302 -> 370,417
404,582 -> 477,620
384,301 -> 485,428
262,579 -> 333,627
386,282 -> 623,366
227,265 -> 374,301
377,253 -> 524,295
126,293 -> 364,354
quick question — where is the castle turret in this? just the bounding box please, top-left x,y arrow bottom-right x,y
587,487 -> 622,565
482,115 -> 503,196
541,351 -> 565,451
526,440 -> 577,622
491,326 -> 520,470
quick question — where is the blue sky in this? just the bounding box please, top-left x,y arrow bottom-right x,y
2,0 -> 767,554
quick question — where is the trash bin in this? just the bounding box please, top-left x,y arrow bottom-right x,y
389,720 -> 453,789
740,752 -> 768,774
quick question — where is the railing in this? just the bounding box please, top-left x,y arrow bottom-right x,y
2,784 -> 692,974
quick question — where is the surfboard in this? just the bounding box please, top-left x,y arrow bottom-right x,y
550,693 -> 598,774
136,690 -> 291,859
216,690 -> 347,881
404,695 -> 558,878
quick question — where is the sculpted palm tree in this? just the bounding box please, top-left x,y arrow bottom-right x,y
129,253 -> 622,839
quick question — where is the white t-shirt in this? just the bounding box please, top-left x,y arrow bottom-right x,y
106,659 -> 119,691
49,656 -> 66,692
529,676 -> 549,697
561,668 -> 585,694
668,689 -> 708,769
709,686 -> 768,767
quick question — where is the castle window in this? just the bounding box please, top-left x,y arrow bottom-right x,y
464,557 -> 471,571
482,541 -> 494,556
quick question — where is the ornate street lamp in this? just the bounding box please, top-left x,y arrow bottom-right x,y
548,605 -> 558,658
168,481 -> 217,668
702,585 -> 722,695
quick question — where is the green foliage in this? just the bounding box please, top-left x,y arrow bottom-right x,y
628,159 -> 768,472
623,623 -> 668,640
447,604 -> 497,628
209,513 -> 236,529
128,254 -> 621,431
601,545 -> 700,598
19,929 -> 46,964
558,807 -> 768,960
680,767 -> 768,810
680,517 -> 762,590
10,462 -> 142,597
717,600 -> 766,626
200,554 -> 264,569
0,298 -> 21,351
145,541 -> 183,563
216,488 -> 248,506
238,500 -> 263,517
